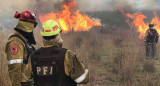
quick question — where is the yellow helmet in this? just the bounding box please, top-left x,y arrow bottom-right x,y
40,20 -> 62,36
149,22 -> 154,27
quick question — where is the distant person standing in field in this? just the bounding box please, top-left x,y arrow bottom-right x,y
30,20 -> 89,86
144,22 -> 159,59
5,10 -> 37,86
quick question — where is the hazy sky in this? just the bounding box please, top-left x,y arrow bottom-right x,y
129,0 -> 160,9
75,0 -> 160,11
0,0 -> 160,15
0,0 -> 160,20
0,0 -> 159,27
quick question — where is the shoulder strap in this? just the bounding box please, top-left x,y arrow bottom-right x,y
9,34 -> 35,53
9,34 -> 26,44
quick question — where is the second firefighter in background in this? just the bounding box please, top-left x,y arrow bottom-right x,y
145,22 -> 159,59
30,20 -> 89,86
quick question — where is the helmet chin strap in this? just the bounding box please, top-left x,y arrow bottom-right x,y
34,22 -> 38,28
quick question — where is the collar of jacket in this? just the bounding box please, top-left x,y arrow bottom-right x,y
42,43 -> 60,48
149,27 -> 155,29
42,34 -> 63,48
42,39 -> 61,48
15,20 -> 34,32
14,30 -> 28,41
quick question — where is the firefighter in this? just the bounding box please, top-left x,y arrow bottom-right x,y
30,20 -> 89,86
144,22 -> 159,59
5,10 -> 37,86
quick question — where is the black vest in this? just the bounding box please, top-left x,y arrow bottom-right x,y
31,46 -> 77,86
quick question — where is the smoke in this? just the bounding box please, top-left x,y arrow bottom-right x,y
0,0 -> 159,16
75,0 -> 160,11
36,0 -> 64,13
0,0 -> 36,16
0,0 -> 65,16
0,0 -> 159,23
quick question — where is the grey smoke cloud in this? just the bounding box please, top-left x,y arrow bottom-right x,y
0,0 -> 159,15
0,0 -> 159,28
75,0 -> 160,11
0,0 -> 65,16
0,0 -> 159,18
0,0 -> 36,16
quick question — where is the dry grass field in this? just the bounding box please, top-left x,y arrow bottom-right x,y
1,25 -> 160,86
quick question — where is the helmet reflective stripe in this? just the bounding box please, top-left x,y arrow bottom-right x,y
32,13 -> 36,17
40,20 -> 61,36
45,30 -> 51,32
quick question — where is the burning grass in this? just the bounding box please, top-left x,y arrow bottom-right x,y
39,1 -> 102,33
121,9 -> 160,38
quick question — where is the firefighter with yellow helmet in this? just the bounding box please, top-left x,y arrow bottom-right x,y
144,22 -> 159,59
30,20 -> 89,86
5,10 -> 37,86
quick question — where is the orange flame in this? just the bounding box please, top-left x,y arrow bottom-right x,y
121,9 -> 160,38
39,1 -> 102,33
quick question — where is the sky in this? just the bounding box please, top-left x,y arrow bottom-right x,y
75,0 -> 160,11
0,0 -> 160,25
129,0 -> 160,10
0,0 -> 160,14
